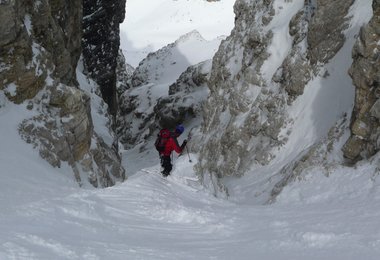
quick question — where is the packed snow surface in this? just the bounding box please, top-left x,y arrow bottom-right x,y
1,147 -> 380,259
1,0 -> 380,259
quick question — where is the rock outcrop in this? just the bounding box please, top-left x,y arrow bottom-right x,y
0,0 -> 82,102
343,0 -> 380,162
82,0 -> 126,116
0,0 -> 125,187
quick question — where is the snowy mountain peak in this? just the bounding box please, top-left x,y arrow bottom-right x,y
129,30 -> 223,89
175,29 -> 206,43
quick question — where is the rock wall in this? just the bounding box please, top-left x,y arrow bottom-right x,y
82,0 -> 126,116
0,0 -> 82,102
195,0 -> 357,193
343,0 -> 380,162
275,0 -> 353,98
0,0 -> 125,187
196,0 -> 279,185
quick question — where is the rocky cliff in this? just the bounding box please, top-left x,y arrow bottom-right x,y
194,0 -> 373,196
343,0 -> 380,162
0,0 -> 82,103
0,0 -> 125,187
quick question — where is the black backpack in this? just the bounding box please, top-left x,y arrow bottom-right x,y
155,129 -> 171,152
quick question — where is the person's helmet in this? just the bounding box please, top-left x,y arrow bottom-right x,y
175,124 -> 185,134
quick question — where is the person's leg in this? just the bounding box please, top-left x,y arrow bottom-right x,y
160,155 -> 165,169
161,156 -> 172,176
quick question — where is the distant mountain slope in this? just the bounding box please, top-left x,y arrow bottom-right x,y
120,0 -> 236,67
130,30 -> 222,87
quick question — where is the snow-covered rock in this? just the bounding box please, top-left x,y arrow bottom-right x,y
0,0 -> 125,187
130,30 -> 222,88
196,0 -> 290,186
116,49 -> 134,95
195,0 -> 374,196
117,31 -> 221,148
0,0 -> 82,103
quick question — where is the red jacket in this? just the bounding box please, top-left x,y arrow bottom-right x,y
161,134 -> 183,157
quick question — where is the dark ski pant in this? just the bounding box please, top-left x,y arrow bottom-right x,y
160,155 -> 172,176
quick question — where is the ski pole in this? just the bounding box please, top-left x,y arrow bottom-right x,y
186,146 -> 192,163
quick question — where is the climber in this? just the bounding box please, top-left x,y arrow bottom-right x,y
155,125 -> 187,177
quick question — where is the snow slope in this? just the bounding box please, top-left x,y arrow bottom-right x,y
0,93 -> 79,210
1,154 -> 380,259
120,0 -> 236,67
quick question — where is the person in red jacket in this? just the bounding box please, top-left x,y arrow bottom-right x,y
158,125 -> 187,177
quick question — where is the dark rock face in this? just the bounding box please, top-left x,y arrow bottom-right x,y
37,0 -> 83,85
82,0 -> 126,116
343,1 -> 380,161
0,0 -> 82,103
307,0 -> 354,65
